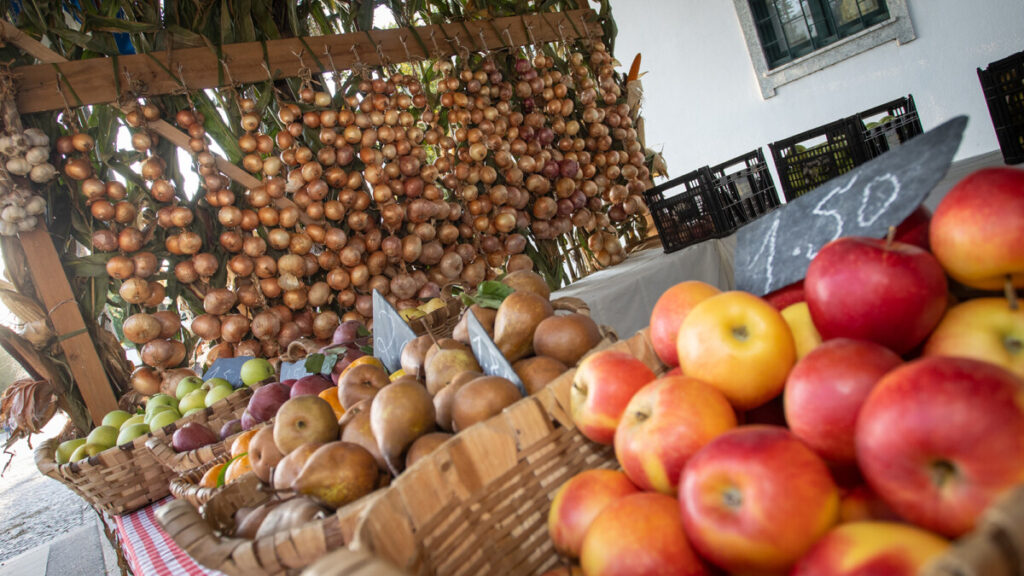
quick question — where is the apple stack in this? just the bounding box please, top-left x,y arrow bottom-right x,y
548,166 -> 1024,576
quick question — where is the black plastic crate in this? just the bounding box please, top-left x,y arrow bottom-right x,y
854,95 -> 924,160
769,118 -> 867,202
641,168 -> 723,253
979,50 -> 1024,164
708,148 -> 782,235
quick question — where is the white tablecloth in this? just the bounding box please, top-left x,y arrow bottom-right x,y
553,235 -> 737,339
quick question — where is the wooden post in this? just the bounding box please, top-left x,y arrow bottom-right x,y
19,228 -> 119,424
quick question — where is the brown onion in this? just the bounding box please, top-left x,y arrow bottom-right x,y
220,315 -> 251,343
106,255 -> 135,280
204,288 -> 237,315
151,310 -> 181,339
251,310 -> 281,341
313,311 -> 340,340
190,314 -> 222,340
119,277 -> 151,305
123,313 -> 162,344
141,339 -> 185,369
131,366 -> 162,395
235,340 -> 262,358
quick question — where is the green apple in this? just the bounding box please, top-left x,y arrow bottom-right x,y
204,382 -> 234,407
86,425 -> 119,449
178,389 -> 208,415
240,358 -> 275,386
175,376 -> 204,400
120,414 -> 145,430
69,442 -> 106,462
101,410 -> 133,429
148,408 -> 181,431
55,438 -> 87,464
144,404 -> 175,425
146,393 -> 178,414
116,423 -> 151,446
202,377 -> 232,391
182,407 -> 205,418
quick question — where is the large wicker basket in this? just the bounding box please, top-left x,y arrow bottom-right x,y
923,484 -> 1024,576
34,384 -> 256,516
408,285 -> 464,340
348,330 -> 663,576
166,452 -> 234,511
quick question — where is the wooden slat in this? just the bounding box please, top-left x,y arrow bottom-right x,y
18,228 -> 118,424
12,9 -> 599,114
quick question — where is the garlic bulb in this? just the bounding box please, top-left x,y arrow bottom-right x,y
6,157 -> 30,176
16,216 -> 36,231
0,221 -> 15,236
29,163 -> 58,183
2,205 -> 25,222
25,146 -> 49,166
24,195 -> 45,215
22,128 -> 49,148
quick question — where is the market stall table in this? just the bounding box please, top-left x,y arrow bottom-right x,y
552,234 -> 737,339
113,498 -> 224,576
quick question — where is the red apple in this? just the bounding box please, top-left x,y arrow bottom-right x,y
614,376 -> 736,495
838,484 -> 900,523
676,291 -> 796,411
570,350 -> 657,445
856,356 -> 1024,537
923,297 -> 1024,378
791,521 -> 949,576
763,279 -> 805,311
547,469 -> 639,558
679,426 -> 839,575
580,492 -> 708,576
929,166 -> 1024,290
289,374 -> 334,398
893,205 -> 931,251
804,236 -> 948,355
648,281 -> 721,367
784,338 -> 902,464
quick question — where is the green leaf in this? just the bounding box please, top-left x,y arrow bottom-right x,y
320,353 -> 338,376
304,353 -> 325,374
461,279 -> 514,309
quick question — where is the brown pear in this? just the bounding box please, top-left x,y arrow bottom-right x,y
433,370 -> 481,431
249,425 -> 284,484
453,305 -> 497,344
370,379 -> 436,475
405,432 -> 452,469
493,291 -> 554,362
501,270 -> 551,300
272,442 -> 323,491
339,363 -> 390,410
400,334 -> 433,379
424,345 -> 482,396
340,401 -> 387,471
513,355 -> 569,395
532,313 -> 603,367
451,375 -> 523,432
273,395 -> 340,455
424,338 -> 472,367
292,441 -> 379,509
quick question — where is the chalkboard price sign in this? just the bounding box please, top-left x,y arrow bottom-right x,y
372,289 -> 418,373
466,310 -> 526,397
203,356 -> 255,388
735,116 -> 966,296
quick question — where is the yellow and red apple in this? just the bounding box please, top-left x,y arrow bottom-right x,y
678,426 -> 839,575
614,376 -> 736,495
580,492 -> 708,576
923,297 -> 1024,378
791,521 -> 949,576
784,338 -> 902,464
648,281 -> 720,367
929,166 -> 1024,290
805,236 -> 948,355
570,350 -> 657,445
856,356 -> 1024,537
547,469 -> 639,559
676,291 -> 796,411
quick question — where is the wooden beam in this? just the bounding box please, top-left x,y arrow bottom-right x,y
11,9 -> 599,114
19,228 -> 119,425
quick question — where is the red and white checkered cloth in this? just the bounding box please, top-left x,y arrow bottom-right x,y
115,497 -> 226,576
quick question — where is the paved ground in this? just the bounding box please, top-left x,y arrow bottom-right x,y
0,416 -> 118,575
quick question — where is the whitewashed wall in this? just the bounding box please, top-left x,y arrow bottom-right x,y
609,0 -> 1024,181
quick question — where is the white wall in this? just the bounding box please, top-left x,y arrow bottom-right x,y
610,0 -> 1024,181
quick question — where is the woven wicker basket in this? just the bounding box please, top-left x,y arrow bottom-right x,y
922,484 -> 1024,576
34,384 -> 256,516
349,330 -> 663,576
408,286 -> 464,340
167,452 -> 234,511
155,479 -> 382,576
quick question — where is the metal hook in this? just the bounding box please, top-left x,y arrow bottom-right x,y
557,21 -> 570,47
429,29 -> 443,59
523,20 -> 537,46
451,33 -> 470,60
350,43 -> 366,75
501,26 -> 514,50
477,29 -> 490,54
398,33 -> 414,63
323,45 -> 343,92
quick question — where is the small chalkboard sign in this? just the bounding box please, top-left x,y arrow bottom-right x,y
735,116 -> 966,296
372,289 -> 418,373
280,360 -> 314,381
466,310 -> 525,397
203,356 -> 254,389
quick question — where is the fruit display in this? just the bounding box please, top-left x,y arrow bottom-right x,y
546,166 -> 1024,575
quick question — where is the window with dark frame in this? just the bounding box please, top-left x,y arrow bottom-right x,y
749,0 -> 892,69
